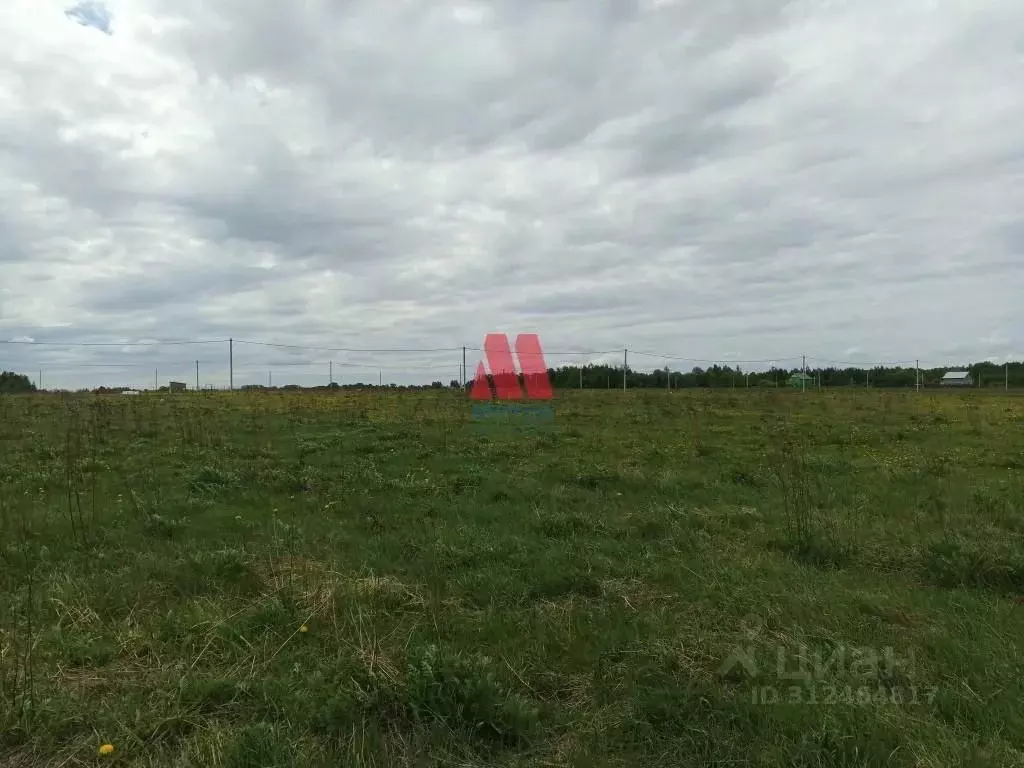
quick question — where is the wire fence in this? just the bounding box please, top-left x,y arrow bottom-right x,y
1,337 -> 1021,392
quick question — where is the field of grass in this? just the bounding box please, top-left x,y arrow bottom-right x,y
1,388 -> 1023,766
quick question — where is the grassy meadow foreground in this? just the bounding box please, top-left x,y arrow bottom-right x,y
1,388 -> 1023,766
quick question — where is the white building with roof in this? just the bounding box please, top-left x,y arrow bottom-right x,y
940,371 -> 973,387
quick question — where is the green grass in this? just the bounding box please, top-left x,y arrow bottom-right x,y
1,388 -> 1023,766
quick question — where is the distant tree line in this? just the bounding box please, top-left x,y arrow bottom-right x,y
4,361 -> 1024,395
466,360 -> 1024,390
0,371 -> 36,394
546,361 -> 1024,389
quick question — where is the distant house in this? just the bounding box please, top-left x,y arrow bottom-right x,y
169,381 -> 187,392
940,371 -> 973,387
788,372 -> 814,388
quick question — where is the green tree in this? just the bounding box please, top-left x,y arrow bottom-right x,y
0,371 -> 37,394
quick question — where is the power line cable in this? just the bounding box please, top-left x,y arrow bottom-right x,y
0,339 -> 227,347
233,339 -> 459,353
30,360 -> 218,370
628,350 -> 803,364
807,356 -> 916,367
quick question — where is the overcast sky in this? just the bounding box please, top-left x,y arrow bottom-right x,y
2,0 -> 1022,389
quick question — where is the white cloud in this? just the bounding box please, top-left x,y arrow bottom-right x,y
1,0 -> 1022,388
64,1 -> 113,35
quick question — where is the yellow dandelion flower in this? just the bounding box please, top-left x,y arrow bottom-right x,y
98,743 -> 115,756
299,624 -> 309,633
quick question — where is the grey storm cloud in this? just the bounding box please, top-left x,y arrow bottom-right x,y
1,0 -> 1023,389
